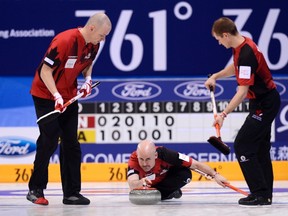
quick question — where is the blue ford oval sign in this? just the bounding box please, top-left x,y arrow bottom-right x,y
0,137 -> 36,156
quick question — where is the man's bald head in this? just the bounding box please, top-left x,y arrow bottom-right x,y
80,12 -> 112,45
85,12 -> 112,30
137,140 -> 156,156
136,140 -> 157,172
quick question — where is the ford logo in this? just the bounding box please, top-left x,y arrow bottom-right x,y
174,81 -> 224,99
112,82 -> 162,100
0,137 -> 36,156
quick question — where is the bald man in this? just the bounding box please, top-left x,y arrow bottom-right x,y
27,13 -> 112,205
127,140 -> 228,200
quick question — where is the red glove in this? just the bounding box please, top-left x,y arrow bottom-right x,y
79,77 -> 92,98
53,92 -> 66,113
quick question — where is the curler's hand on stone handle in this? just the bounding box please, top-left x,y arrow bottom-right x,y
53,92 -> 66,113
79,77 -> 92,98
142,177 -> 152,188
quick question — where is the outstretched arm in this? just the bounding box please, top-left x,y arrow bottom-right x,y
190,159 -> 229,187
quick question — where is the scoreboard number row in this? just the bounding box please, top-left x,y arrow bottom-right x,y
80,101 -> 249,114
99,129 -> 173,142
97,115 -> 175,127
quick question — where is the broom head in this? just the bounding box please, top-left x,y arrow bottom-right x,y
207,136 -> 230,155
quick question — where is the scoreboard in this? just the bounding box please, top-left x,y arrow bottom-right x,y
79,101 -> 250,143
0,77 -> 287,164
77,79 -> 254,144
71,76 -> 288,163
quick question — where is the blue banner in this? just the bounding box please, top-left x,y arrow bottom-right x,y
1,0 -> 287,163
0,0 -> 288,77
0,77 -> 287,163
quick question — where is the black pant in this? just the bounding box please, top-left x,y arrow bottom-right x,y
154,166 -> 192,199
234,89 -> 281,199
29,96 -> 82,197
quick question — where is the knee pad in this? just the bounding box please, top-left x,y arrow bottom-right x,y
181,168 -> 192,184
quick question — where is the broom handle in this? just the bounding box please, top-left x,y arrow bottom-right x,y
224,183 -> 249,196
214,123 -> 221,137
193,169 -> 249,196
209,86 -> 221,138
209,86 -> 218,117
63,81 -> 100,108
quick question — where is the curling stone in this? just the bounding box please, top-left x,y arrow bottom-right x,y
129,187 -> 161,205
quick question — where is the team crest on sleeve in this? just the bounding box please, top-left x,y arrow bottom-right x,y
178,153 -> 189,162
45,47 -> 61,66
44,57 -> 54,65
239,66 -> 251,79
127,169 -> 135,176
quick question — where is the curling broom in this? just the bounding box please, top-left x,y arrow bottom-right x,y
36,81 -> 100,125
207,85 -> 230,155
193,168 -> 249,196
